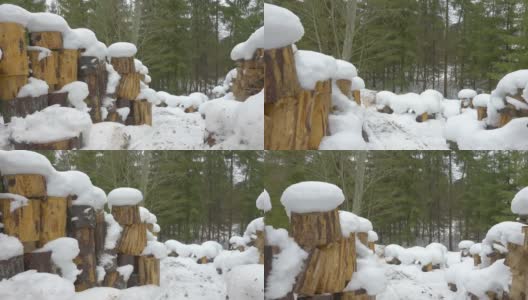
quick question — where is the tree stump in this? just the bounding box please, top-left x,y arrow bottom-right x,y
94,210 -> 106,259
341,290 -> 375,300
57,49 -> 79,89
0,198 -> 41,243
116,73 -> 141,100
68,204 -> 97,291
473,254 -> 481,266
103,271 -> 127,289
12,136 -> 81,150
0,254 -> 24,280
132,100 -> 152,126
416,112 -> 429,123
477,107 -> 487,121
256,230 -> 265,264
336,79 -> 352,99
48,92 -> 68,106
290,209 -> 342,249
264,46 -> 301,103
295,235 -> 356,296
138,255 -> 160,286
353,90 -> 361,106
368,241 -> 375,252
78,56 -> 107,123
28,49 -> 59,89
111,57 -> 135,74
357,232 -> 368,247
118,223 -> 147,255
29,32 -> 63,50
2,174 -> 46,198
0,23 -> 29,77
232,49 -> 264,101
308,80 -> 331,150
24,250 -> 52,273
0,75 -> 28,101
112,205 -> 141,225
74,252 -> 97,292
1,94 -> 48,124
422,263 -> 433,272
40,196 -> 67,246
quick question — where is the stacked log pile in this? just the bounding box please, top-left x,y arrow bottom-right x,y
497,90 -> 528,128
0,22 -> 46,122
264,45 -> 331,150
232,48 -> 264,101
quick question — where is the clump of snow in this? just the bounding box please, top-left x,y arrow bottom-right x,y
116,107 -> 130,122
345,255 -> 387,295
107,187 -> 143,207
9,106 -> 92,144
442,100 -> 461,118
511,187 -> 528,215
0,193 -> 28,212
47,171 -> 106,209
142,241 -> 168,259
263,3 -> 304,50
458,89 -> 477,99
375,90 -> 443,116
225,264 -> 264,300
351,77 -> 365,91
483,221 -> 525,246
134,59 -> 149,75
243,217 -> 264,240
0,4 -> 31,26
0,233 -> 23,261
17,78 -> 49,98
294,50 -> 337,90
27,46 -> 51,61
36,237 -> 81,282
469,243 -> 482,256
213,247 -> 260,272
116,265 -> 134,282
106,64 -> 121,94
139,207 -> 158,224
231,26 -> 263,61
334,60 -> 357,80
368,231 -> 379,242
104,213 -> 122,250
229,236 -> 248,249
264,226 -> 308,299
359,217 -> 373,232
280,181 -> 344,215
0,270 -> 75,300
462,259 -> 511,299
137,88 -> 162,105
339,210 -> 361,236
201,241 -> 223,259
473,93 -> 490,108
425,243 -> 448,267
164,92 -> 207,110
256,189 -> 271,212
165,240 -> 192,257
108,42 -> 137,58
506,96 -> 528,110
492,70 -> 528,101
0,150 -> 55,176
458,240 -> 474,250
27,12 -> 70,33
57,81 -> 90,112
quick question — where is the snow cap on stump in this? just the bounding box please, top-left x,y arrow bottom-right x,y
256,189 -> 271,212
511,187 -> 528,216
280,181 -> 345,215
107,187 -> 143,207
458,240 -> 475,250
0,150 -> 55,176
264,3 -> 304,50
352,76 -> 366,91
0,233 -> 23,261
0,4 -> 31,26
108,42 -> 137,58
27,12 -> 70,33
334,60 -> 358,80
458,89 -> 477,99
339,210 -> 360,236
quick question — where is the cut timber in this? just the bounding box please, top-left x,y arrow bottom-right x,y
111,57 -> 136,74
1,94 -> 48,124
290,209 -> 342,249
506,242 -> 528,300
13,135 -> 81,150
69,205 -> 96,229
29,32 -> 63,50
70,227 -> 95,256
336,79 -> 352,99
94,210 -> 106,259
23,241 -> 37,253
473,254 -> 481,266
416,112 -> 429,123
0,254 -> 24,280
112,205 -> 141,225
499,110 -> 513,128
2,174 -> 46,198
232,49 -> 264,101
0,23 -> 29,76
264,46 -> 300,103
138,255 -> 160,286
48,92 -> 68,106
24,250 -> 52,273
308,80 -> 331,150
353,90 -> 361,106
118,223 -> 147,255
0,198 -> 41,242
103,271 -> 127,289
368,241 -> 375,252
294,235 -> 356,295
40,196 -> 67,246
256,230 -> 265,264
28,50 -> 59,86
57,49 -> 79,89
78,56 -> 107,123
0,75 -> 28,101
74,252 -> 96,292
477,107 -> 487,121
117,72 -> 141,100
132,100 -> 152,126
118,254 -> 138,271
422,263 -> 433,272
357,232 -> 368,246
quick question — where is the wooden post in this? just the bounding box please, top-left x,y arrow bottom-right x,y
2,174 -> 46,198
341,290 -> 376,300
110,57 -> 135,74
290,209 -> 342,249
0,255 -> 24,280
524,226 -> 528,248
29,32 -> 63,50
112,205 -> 141,225
416,112 -> 429,123
131,100 -> 152,126
232,49 -> 264,101
421,263 -> 433,272
264,46 -> 300,104
138,255 -> 160,286
24,250 -> 53,273
68,205 -> 97,292
308,80 -> 331,150
40,196 -> 67,246
118,223 -> 148,255
357,232 -> 368,247
352,90 -> 361,106
103,271 -> 127,289
56,49 -> 79,89
256,230 -> 265,264
477,107 -> 487,121
0,198 -> 41,244
336,79 -> 352,99
94,210 -> 106,260
473,254 -> 481,266
28,50 -> 59,90
78,56 -> 107,123
116,73 -> 141,100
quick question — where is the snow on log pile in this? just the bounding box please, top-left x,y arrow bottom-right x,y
231,35 -> 264,101
0,150 -> 166,292
374,89 -> 443,123
265,181 -> 384,299
264,3 -> 368,150
382,243 -> 448,271
488,70 -> 528,128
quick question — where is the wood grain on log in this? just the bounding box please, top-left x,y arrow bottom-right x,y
422,263 -> 433,272
23,241 -> 37,253
69,205 -> 96,229
290,209 -> 342,249
103,271 -> 127,289
0,23 -> 29,76
112,205 -> 141,225
132,100 -> 152,126
117,72 -> 141,100
74,252 -> 96,292
340,290 -> 376,300
118,223 -> 147,255
40,196 -> 67,245
2,174 -> 46,198
232,49 -> 264,101
256,230 -> 264,264
353,90 -> 361,106
12,135 -> 81,150
24,250 -> 52,273
308,80 -> 331,150
138,255 -> 160,286
473,254 -> 481,266
95,210 -> 106,259
0,254 -> 24,280
0,75 -> 28,101
57,49 -> 79,89
70,227 -> 95,256
28,49 -> 59,85
0,94 -> 47,123
48,92 -> 68,107
477,107 -> 487,121
29,32 -> 63,50
336,79 -> 352,99
264,46 -> 300,103
0,198 -> 41,242
111,57 -> 135,74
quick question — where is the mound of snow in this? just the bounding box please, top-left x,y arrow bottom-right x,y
511,187 -> 528,215
107,188 -> 143,207
263,3 -> 304,50
225,264 -> 264,300
294,50 -> 337,90
108,42 -> 137,58
256,189 -> 271,212
334,60 -> 357,80
458,89 -> 477,99
280,181 -> 344,215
